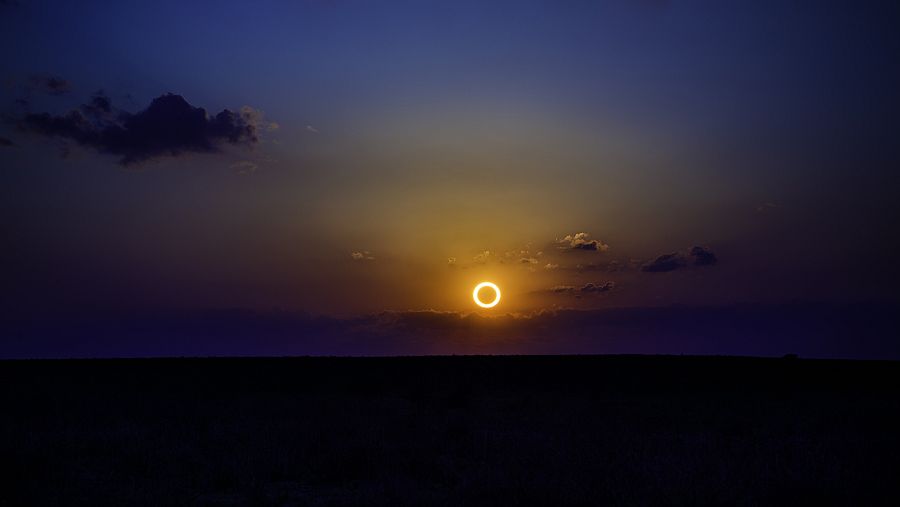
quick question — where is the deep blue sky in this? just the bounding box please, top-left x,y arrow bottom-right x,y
2,0 -> 899,357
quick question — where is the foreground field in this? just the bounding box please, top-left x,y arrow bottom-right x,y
2,356 -> 899,505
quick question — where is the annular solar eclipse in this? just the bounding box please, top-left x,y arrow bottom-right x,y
473,282 -> 501,308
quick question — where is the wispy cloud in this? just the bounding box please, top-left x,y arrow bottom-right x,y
473,251 -> 492,263
351,251 -> 375,261
545,282 -> 615,295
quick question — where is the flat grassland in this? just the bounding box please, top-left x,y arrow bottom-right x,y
2,356 -> 899,505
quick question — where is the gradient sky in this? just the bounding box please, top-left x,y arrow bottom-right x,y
2,0 -> 899,357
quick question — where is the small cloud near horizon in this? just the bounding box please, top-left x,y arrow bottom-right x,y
642,246 -> 718,272
641,253 -> 684,272
546,282 -> 615,295
557,232 -> 609,252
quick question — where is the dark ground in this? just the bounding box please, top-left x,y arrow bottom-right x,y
1,355 -> 899,506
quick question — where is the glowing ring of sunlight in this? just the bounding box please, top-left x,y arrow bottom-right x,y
473,282 -> 501,309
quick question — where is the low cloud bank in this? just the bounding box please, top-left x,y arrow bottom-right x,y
3,303 -> 897,359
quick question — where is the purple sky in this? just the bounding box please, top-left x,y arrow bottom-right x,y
2,0 -> 898,358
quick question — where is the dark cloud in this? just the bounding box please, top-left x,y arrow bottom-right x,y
0,136 -> 15,147
580,282 -> 615,293
690,246 -> 717,266
547,282 -> 615,295
17,92 -> 267,165
557,232 -> 609,252
640,246 -> 719,272
28,74 -> 72,95
641,253 -> 684,272
82,92 -> 113,116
